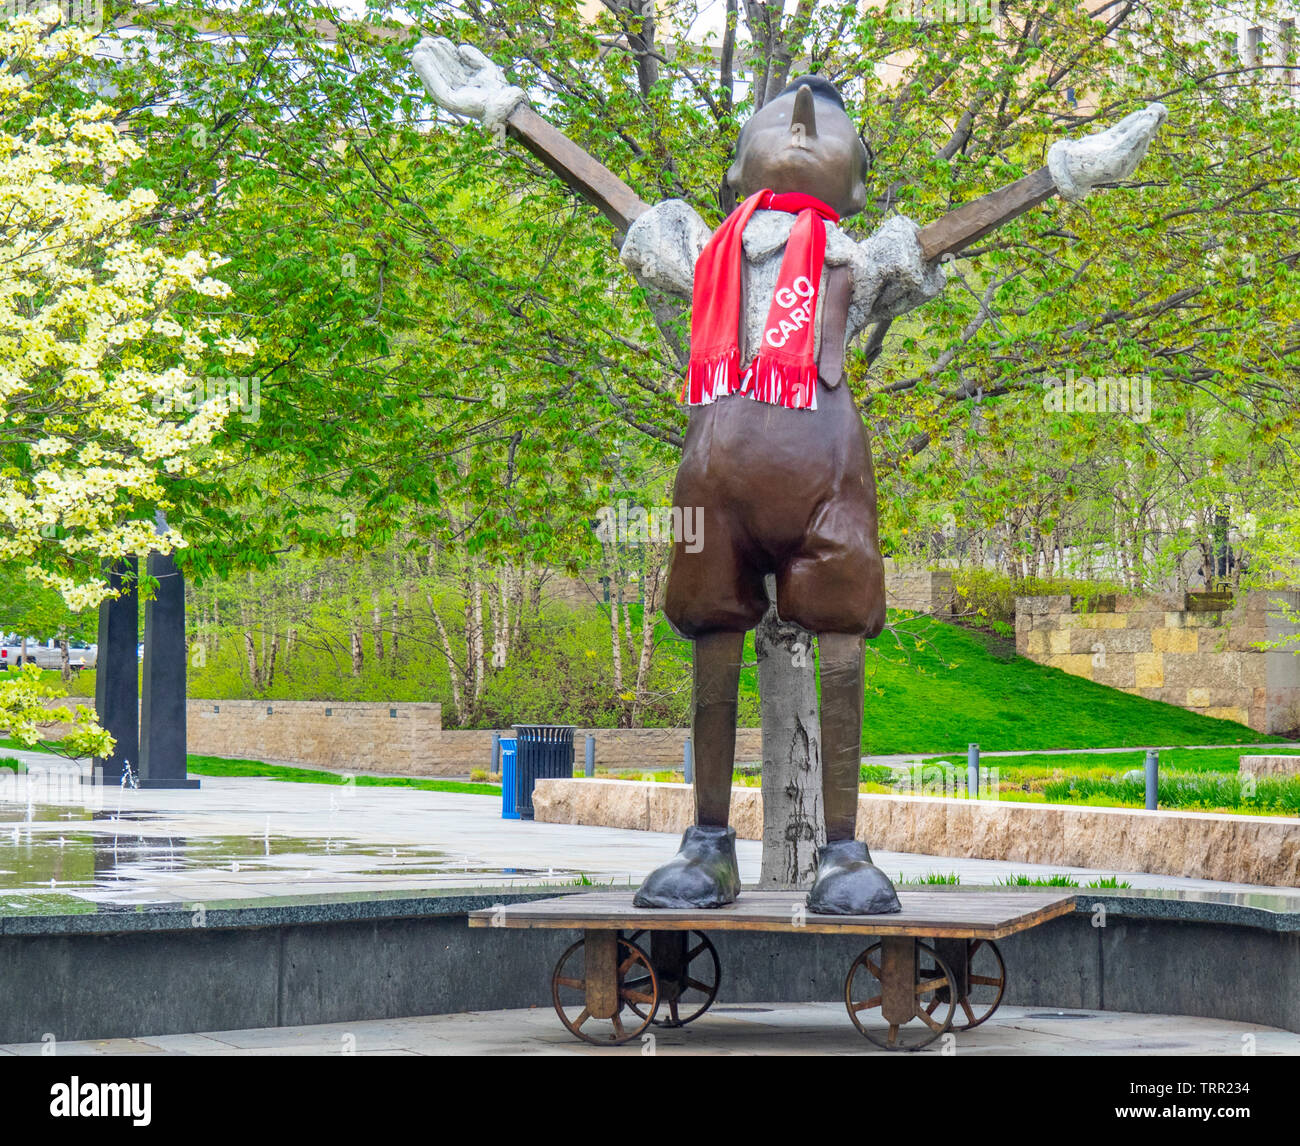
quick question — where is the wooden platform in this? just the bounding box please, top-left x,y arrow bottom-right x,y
468,889 -> 1078,940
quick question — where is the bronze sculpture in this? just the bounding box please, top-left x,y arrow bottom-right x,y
414,38 -> 1166,914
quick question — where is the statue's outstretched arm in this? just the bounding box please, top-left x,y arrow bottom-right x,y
917,103 -> 1168,261
412,37 -> 650,234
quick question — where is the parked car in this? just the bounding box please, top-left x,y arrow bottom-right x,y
0,636 -> 97,671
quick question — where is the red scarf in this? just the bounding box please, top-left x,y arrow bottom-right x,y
684,189 -> 839,411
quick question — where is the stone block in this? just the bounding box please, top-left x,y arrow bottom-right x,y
1204,706 -> 1251,725
1050,654 -> 1094,678
1134,653 -> 1164,688
647,782 -> 693,834
1239,754 -> 1300,778
1092,655 -> 1136,689
1152,627 -> 1198,653
1074,628 -> 1152,655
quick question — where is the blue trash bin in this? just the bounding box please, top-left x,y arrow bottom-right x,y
512,725 -> 576,820
500,737 -> 519,820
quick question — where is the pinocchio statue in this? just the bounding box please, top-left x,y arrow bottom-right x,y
414,38 -> 1166,913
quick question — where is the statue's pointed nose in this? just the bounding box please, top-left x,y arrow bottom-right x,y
791,84 -> 818,141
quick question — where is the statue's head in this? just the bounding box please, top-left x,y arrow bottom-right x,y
723,76 -> 871,219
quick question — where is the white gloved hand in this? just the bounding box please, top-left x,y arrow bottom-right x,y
1048,102 -> 1168,202
411,37 -> 527,133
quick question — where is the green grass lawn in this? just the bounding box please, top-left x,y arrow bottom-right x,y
184,755 -> 499,794
836,617 -> 1288,754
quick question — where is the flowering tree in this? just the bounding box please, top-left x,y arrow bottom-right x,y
0,8 -> 254,750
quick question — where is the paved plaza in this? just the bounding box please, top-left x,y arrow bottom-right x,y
3,1002 -> 1296,1057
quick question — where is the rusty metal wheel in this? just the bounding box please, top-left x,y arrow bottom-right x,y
625,929 -> 721,1027
951,938 -> 1006,1030
844,940 -> 956,1051
551,934 -> 659,1045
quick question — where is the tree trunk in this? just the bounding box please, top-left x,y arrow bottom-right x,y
467,571 -> 487,701
244,630 -> 260,688
428,593 -> 466,726
349,615 -> 363,676
58,628 -> 71,685
264,633 -> 280,690
629,545 -> 668,728
609,585 -> 624,720
754,599 -> 823,891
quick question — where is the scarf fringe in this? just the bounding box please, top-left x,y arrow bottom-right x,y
682,352 -> 819,410
682,348 -> 740,405
740,357 -> 819,410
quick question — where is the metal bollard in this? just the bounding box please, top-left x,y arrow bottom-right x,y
585,734 -> 595,778
684,738 -> 694,785
1145,748 -> 1158,810
967,742 -> 980,799
491,731 -> 500,773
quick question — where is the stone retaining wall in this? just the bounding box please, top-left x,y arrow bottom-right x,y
1016,590 -> 1300,734
188,700 -> 446,774
882,559 -> 956,616
10,697 -> 761,777
532,778 -> 1300,888
427,726 -> 763,773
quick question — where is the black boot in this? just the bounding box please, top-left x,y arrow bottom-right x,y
806,839 -> 901,915
633,825 -> 741,909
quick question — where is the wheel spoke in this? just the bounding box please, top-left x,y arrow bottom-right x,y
554,976 -> 583,990
961,998 -> 977,1025
864,960 -> 882,980
970,974 -> 1003,987
611,1011 -> 624,1038
918,975 -> 949,995
572,1007 -> 591,1031
850,994 -> 882,1013
621,988 -> 655,1006
688,941 -> 708,961
617,952 -> 640,976
968,939 -> 983,956
685,976 -> 712,994
917,1007 -> 944,1033
925,997 -> 941,1016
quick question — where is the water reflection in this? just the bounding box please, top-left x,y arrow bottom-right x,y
0,801 -> 575,896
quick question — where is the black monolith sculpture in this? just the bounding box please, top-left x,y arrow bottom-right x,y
139,514 -> 199,789
93,557 -> 138,787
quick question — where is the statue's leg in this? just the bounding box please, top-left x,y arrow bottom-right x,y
633,630 -> 745,909
692,630 -> 745,826
818,632 -> 865,843
805,633 -> 900,915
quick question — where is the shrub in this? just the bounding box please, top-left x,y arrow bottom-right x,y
952,569 -> 1124,627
